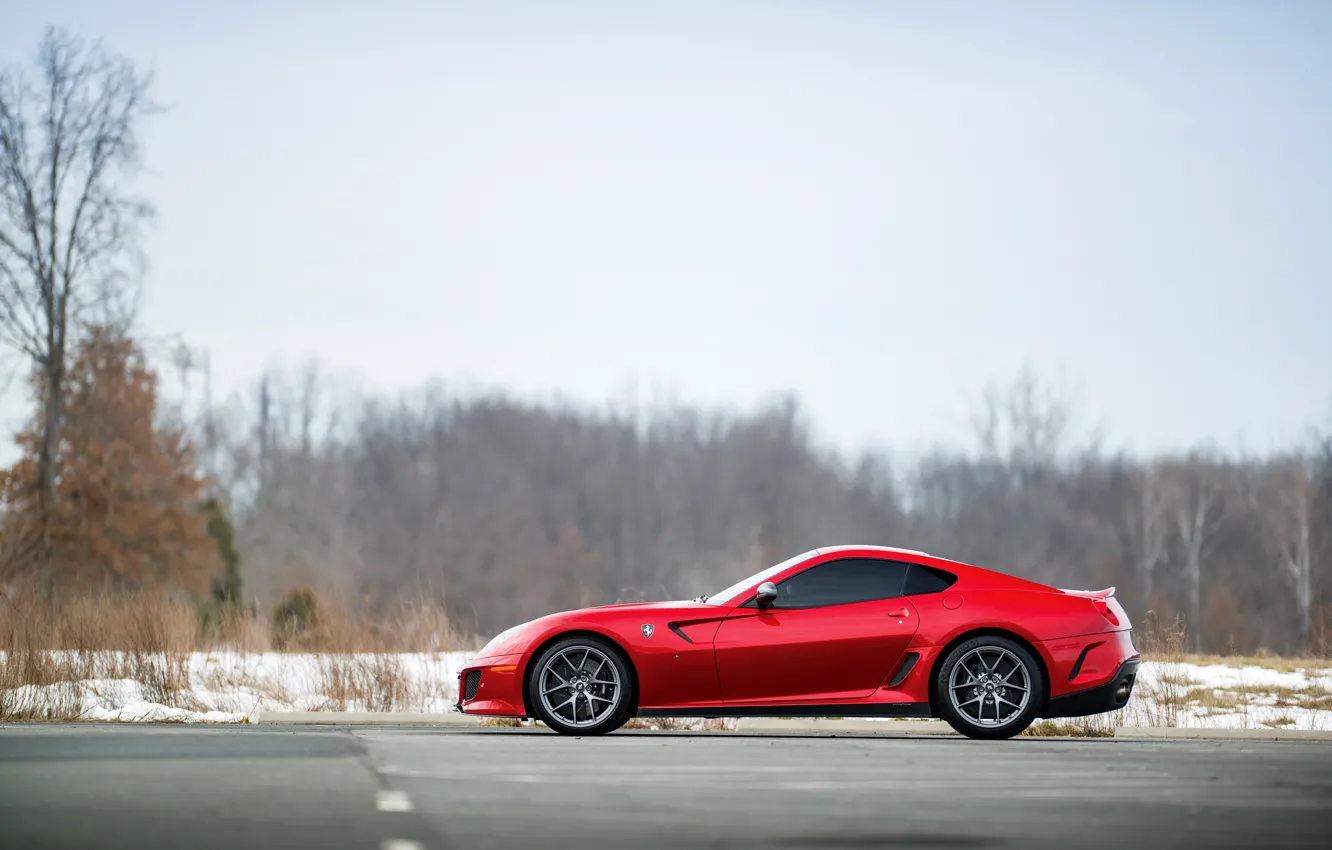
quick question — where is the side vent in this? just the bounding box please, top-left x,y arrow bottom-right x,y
1068,642 -> 1103,681
887,652 -> 920,688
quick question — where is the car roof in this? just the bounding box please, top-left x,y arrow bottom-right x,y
811,545 -> 1055,592
814,544 -> 933,558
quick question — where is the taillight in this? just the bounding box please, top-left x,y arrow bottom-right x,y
1093,599 -> 1120,627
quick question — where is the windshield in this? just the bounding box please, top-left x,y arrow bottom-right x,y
699,550 -> 817,606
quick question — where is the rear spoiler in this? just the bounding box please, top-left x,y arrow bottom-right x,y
1058,586 -> 1116,600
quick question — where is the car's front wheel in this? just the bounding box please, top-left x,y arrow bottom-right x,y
527,636 -> 633,735
936,635 -> 1044,739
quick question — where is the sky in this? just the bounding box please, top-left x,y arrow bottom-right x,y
1,0 -> 1330,462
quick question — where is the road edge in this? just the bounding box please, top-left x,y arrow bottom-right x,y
253,711 -> 481,726
1113,726 -> 1332,741
732,718 -> 956,735
248,712 -> 1332,741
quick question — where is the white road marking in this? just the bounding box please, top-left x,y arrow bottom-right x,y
381,840 -> 424,850
376,790 -> 414,812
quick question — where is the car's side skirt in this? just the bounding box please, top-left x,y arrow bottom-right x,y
636,703 -> 932,719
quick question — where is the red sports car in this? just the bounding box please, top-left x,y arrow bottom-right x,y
455,545 -> 1139,739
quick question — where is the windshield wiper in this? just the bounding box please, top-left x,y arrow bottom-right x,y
693,594 -> 709,603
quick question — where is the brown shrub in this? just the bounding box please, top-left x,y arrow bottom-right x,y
272,588 -> 323,650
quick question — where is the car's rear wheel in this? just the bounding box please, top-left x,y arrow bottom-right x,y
528,636 -> 633,735
936,635 -> 1043,739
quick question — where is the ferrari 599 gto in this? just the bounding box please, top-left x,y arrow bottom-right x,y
456,545 -> 1138,739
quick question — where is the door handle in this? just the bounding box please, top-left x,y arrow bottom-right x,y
887,607 -> 909,618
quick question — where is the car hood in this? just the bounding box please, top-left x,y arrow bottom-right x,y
582,600 -> 711,612
476,600 -> 721,657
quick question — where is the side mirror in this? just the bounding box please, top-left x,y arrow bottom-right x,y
755,581 -> 778,609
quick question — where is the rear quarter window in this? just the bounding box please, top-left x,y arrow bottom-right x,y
904,564 -> 958,596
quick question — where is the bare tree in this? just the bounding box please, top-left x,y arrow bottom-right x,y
1162,454 -> 1227,648
972,366 -> 1080,477
1253,454 -> 1317,649
1119,460 -> 1169,608
0,28 -> 155,568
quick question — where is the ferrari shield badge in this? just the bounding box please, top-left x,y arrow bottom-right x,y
641,624 -> 655,638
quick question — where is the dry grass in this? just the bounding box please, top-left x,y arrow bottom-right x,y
1,584 -> 199,719
267,591 -> 471,655
1216,683 -> 1332,711
622,716 -> 698,731
1163,654 -> 1332,674
1156,673 -> 1201,689
1183,688 -> 1245,710
479,716 -> 524,728
1153,681 -> 1332,722
315,653 -> 416,711
250,674 -> 298,706
620,717 -> 734,731
1223,683 -> 1328,698
1127,611 -> 1192,727
298,596 -> 465,712
1,580 -> 467,720
1022,720 -> 1113,738
208,605 -> 272,654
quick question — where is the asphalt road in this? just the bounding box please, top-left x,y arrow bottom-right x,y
1,725 -> 1329,850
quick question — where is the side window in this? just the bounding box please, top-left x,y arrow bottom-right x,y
903,564 -> 958,596
754,558 -> 909,609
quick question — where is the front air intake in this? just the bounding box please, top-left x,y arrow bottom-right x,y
463,670 -> 482,701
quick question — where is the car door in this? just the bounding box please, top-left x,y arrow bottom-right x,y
712,557 -> 920,703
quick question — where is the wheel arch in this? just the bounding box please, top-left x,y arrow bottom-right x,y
521,629 -> 641,719
925,627 -> 1052,717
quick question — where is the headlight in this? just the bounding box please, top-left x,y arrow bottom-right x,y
478,623 -> 526,656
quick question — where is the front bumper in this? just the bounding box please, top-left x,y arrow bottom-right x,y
1043,659 -> 1140,718
454,653 -> 528,717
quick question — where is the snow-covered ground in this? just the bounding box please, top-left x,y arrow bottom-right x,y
1118,660 -> 1332,731
2,651 -> 474,723
4,652 -> 1330,729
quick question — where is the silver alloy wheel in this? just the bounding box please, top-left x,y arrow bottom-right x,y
947,645 -> 1031,727
537,645 -> 622,728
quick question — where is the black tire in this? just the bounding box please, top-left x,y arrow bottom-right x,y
935,635 -> 1044,740
526,635 -> 634,735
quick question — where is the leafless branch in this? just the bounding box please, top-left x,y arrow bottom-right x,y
0,27 -> 156,561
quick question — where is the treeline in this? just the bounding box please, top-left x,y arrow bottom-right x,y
5,335 -> 1328,657
193,364 -> 1331,656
